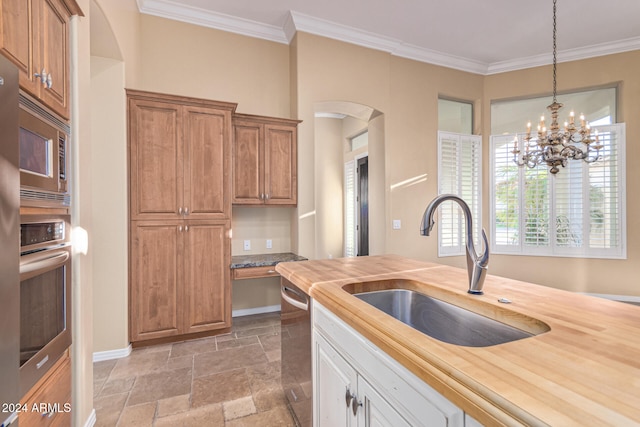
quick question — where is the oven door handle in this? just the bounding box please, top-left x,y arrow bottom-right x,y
20,249 -> 70,275
281,285 -> 309,312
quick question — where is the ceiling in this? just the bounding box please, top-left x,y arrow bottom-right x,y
136,0 -> 640,75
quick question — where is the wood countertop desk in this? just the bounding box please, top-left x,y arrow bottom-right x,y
275,254 -> 640,426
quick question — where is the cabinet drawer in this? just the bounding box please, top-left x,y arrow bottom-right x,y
20,353 -> 71,427
232,265 -> 279,280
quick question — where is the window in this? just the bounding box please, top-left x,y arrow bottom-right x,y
350,131 -> 368,151
491,87 -> 616,135
438,98 -> 473,134
490,123 -> 626,258
344,159 -> 356,257
437,131 -> 482,256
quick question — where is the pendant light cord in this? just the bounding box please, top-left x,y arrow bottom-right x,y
552,0 -> 558,103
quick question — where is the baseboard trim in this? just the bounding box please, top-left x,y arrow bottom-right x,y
232,304 -> 281,318
83,409 -> 96,427
92,306 -> 282,361
584,293 -> 640,304
92,344 -> 132,362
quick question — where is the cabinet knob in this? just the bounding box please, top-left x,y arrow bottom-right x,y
34,69 -> 52,89
184,207 -> 189,215
34,68 -> 46,86
178,207 -> 183,215
185,225 -> 189,232
178,226 -> 183,232
345,388 -> 353,408
351,395 -> 362,416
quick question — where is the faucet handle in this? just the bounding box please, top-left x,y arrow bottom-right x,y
478,229 -> 489,267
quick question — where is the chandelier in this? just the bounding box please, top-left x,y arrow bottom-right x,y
512,0 -> 602,175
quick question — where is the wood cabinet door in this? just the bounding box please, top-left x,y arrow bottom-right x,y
0,0 -> 39,95
129,98 -> 184,220
182,221 -> 230,334
264,123 -> 297,205
36,0 -> 69,118
20,354 -> 71,427
232,119 -> 263,204
130,222 -> 183,342
314,333 -> 357,427
183,105 -> 231,219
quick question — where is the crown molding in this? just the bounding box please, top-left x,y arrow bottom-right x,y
136,1 -> 640,76
137,0 -> 289,44
393,43 -> 489,75
289,11 -> 400,54
487,36 -> 640,75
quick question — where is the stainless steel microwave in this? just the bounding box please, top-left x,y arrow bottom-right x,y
19,92 -> 70,207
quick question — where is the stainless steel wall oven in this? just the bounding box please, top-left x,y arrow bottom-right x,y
19,215 -> 72,395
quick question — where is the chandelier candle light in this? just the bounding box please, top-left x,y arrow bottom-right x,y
513,0 -> 603,175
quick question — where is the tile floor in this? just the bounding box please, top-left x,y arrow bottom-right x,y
93,312 -> 296,426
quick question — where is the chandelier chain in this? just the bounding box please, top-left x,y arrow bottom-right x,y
552,0 -> 557,103
514,0 -> 602,175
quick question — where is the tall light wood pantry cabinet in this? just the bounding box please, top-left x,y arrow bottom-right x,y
127,90 -> 237,344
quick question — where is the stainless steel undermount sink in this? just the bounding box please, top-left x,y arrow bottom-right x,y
354,288 -> 536,347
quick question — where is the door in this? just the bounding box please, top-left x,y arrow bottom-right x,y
129,98 -> 183,220
183,106 -> 231,218
1,0 -> 37,95
357,156 -> 369,256
232,119 -> 262,204
357,377 -> 412,427
314,333 -> 357,427
264,123 -> 297,205
37,0 -> 69,118
130,222 -> 183,341
182,221 -> 230,334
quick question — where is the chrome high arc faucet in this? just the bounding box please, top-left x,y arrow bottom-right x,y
420,194 -> 489,295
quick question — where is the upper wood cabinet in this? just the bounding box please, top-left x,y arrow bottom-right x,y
233,113 -> 300,206
128,90 -> 236,221
0,0 -> 82,119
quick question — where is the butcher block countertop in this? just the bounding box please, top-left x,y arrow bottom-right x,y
275,254 -> 640,427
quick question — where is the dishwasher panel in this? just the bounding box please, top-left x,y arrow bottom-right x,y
281,278 -> 312,426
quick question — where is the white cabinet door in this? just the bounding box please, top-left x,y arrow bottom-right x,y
315,333 -> 358,427
358,376 -> 413,427
313,302 -> 465,427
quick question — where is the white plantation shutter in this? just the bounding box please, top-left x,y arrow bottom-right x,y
344,160 -> 356,257
490,123 -> 625,258
491,135 -> 521,251
437,131 -> 482,257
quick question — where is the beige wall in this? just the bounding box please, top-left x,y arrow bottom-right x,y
71,1 -> 93,425
315,117 -> 344,259
81,10 -> 640,423
90,56 -> 128,353
231,207 -> 292,312
290,32 -> 640,296
292,33 -> 485,265
482,52 -> 640,294
138,15 -> 290,117
293,33 -> 392,260
87,2 -> 293,358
